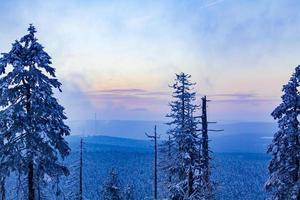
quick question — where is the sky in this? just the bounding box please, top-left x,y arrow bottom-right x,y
0,0 -> 300,122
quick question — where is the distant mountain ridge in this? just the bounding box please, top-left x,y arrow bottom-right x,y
67,120 -> 277,153
67,119 -> 168,139
67,135 -> 152,153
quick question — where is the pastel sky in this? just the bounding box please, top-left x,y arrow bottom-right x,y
0,0 -> 300,122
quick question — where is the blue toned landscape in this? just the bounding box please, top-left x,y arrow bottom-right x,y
64,135 -> 269,200
3,121 -> 276,199
1,1 -> 300,199
57,120 -> 273,199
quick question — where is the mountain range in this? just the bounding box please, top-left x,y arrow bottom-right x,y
67,120 -> 277,153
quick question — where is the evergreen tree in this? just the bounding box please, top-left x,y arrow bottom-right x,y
0,134 -> 6,200
265,65 -> 300,199
0,25 -> 70,200
102,169 -> 122,200
163,73 -> 201,199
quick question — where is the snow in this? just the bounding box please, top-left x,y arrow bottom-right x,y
266,65 -> 300,199
0,25 -> 70,198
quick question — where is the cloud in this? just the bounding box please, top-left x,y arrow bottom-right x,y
88,88 -> 169,97
206,93 -> 278,104
202,0 -> 225,8
196,92 -> 279,104
0,0 -> 296,122
88,89 -> 147,94
86,88 -> 169,114
210,93 -> 257,99
59,83 -> 279,122
58,85 -> 169,121
212,98 -> 278,105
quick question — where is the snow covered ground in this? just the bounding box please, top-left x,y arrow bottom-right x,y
63,136 -> 269,200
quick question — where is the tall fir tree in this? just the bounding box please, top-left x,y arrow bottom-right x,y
265,65 -> 300,199
0,25 -> 70,200
164,73 -> 201,199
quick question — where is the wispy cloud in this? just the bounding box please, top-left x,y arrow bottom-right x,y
210,93 -> 257,99
202,0 -> 225,8
207,93 -> 279,103
87,88 -> 169,97
88,89 -> 147,94
0,0 -> 297,121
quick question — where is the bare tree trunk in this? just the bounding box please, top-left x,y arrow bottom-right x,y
28,161 -> 34,200
79,138 -> 83,200
146,126 -> 159,200
154,126 -> 158,200
201,96 -> 209,185
200,96 -> 223,198
0,177 -> 5,200
24,79 -> 34,200
188,167 -> 193,196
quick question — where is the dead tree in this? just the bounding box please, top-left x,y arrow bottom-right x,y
145,125 -> 160,200
79,138 -> 83,200
200,96 -> 223,198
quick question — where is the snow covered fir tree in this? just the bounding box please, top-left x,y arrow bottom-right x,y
0,25 -> 70,200
265,65 -> 300,200
100,168 -> 136,200
161,72 -> 215,199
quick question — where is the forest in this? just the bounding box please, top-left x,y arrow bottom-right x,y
0,18 -> 300,200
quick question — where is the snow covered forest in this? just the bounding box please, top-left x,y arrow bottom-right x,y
0,22 -> 300,200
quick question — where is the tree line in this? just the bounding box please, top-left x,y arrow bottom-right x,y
0,25 -> 299,200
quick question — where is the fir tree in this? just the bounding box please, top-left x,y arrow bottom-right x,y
265,65 -> 300,199
102,169 -> 122,200
0,25 -> 70,200
164,73 -> 201,199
